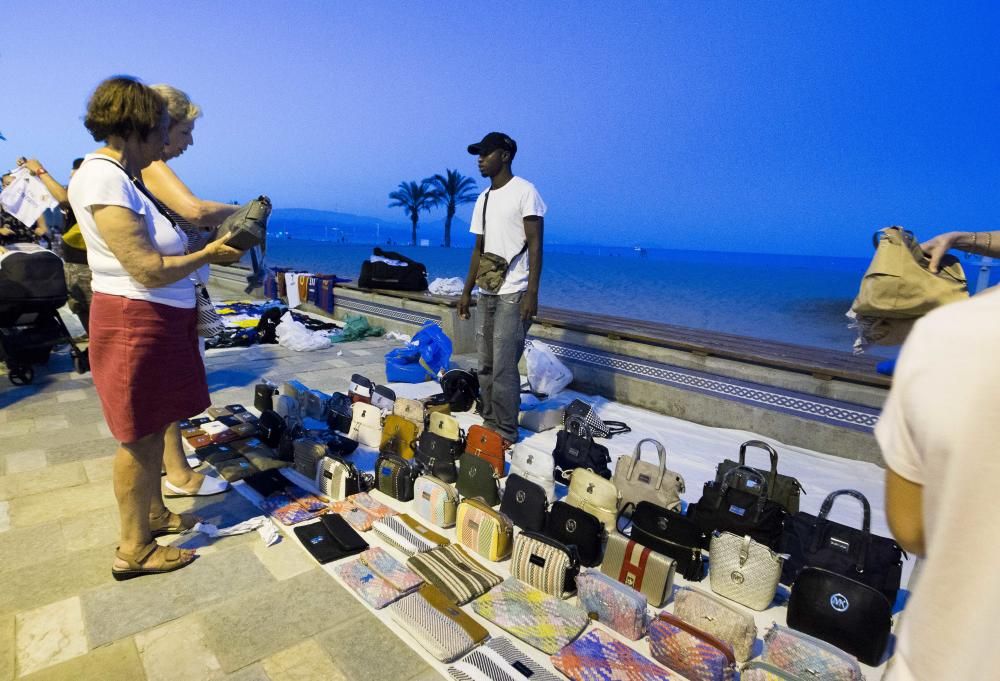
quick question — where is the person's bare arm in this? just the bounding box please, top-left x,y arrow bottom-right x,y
17,158 -> 70,208
520,216 -> 543,321
92,205 -> 242,288
141,160 -> 239,228
921,230 -> 1000,273
458,234 -> 484,320
885,467 -> 925,556
33,213 -> 49,238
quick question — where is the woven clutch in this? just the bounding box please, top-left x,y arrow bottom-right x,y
447,636 -> 560,681
648,612 -> 737,681
372,514 -> 449,555
673,587 -> 758,663
576,570 -> 648,640
472,577 -> 588,654
389,584 -> 489,662
407,544 -> 502,605
551,629 -> 671,681
761,625 -> 864,681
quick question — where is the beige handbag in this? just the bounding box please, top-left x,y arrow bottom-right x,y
613,438 -> 685,512
709,531 -> 783,611
565,468 -> 620,531
673,586 -> 758,662
349,402 -> 383,448
393,398 -> 426,436
427,412 -> 462,441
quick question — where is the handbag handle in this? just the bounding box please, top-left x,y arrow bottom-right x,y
564,415 -> 593,442
624,438 -> 667,489
738,440 -> 779,490
813,489 -> 871,572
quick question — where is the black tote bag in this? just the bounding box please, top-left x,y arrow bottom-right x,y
688,465 -> 787,550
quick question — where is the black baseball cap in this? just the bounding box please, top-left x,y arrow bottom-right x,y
467,132 -> 517,158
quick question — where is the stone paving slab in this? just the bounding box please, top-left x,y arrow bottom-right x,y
0,461 -> 89,502
44,437 -> 119,466
0,614 -> 14,681
136,615 -> 225,681
0,519 -> 67,573
8,480 -> 116,528
15,596 -> 89,677
0,545 -> 113,617
18,638 -> 145,681
261,639 -> 343,681
315,614 -> 439,681
223,663 -> 271,681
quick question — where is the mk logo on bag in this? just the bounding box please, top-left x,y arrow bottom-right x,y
730,571 -> 745,584
830,593 -> 850,612
516,491 -> 526,503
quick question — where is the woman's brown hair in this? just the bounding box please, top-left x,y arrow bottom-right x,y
83,76 -> 166,142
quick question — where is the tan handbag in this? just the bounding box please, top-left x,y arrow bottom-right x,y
427,412 -> 462,442
565,468 -> 620,531
613,438 -> 685,512
393,398 -> 426,436
456,498 -> 513,561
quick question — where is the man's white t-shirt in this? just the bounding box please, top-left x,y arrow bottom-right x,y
469,176 -> 546,296
875,288 -> 1000,681
68,154 -> 194,308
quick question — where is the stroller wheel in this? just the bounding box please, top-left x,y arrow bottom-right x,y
9,366 -> 34,385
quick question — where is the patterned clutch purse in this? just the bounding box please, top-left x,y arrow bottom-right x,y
740,661 -> 808,680
472,577 -> 588,654
673,586 -> 758,662
334,559 -> 411,609
329,492 -> 397,532
575,570 -> 648,640
648,611 -> 737,681
389,584 -> 490,662
407,545 -> 502,605
551,629 -> 671,681
358,547 -> 424,593
447,636 -> 561,681
760,625 -> 864,681
259,486 -> 327,526
373,514 -> 449,555
456,498 -> 514,561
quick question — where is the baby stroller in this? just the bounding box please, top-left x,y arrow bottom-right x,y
0,245 -> 89,385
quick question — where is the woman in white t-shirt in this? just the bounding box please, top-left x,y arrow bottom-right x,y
67,76 -> 243,580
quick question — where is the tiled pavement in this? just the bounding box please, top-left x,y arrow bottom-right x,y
0,335 -> 447,681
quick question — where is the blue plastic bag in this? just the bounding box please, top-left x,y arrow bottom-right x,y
411,322 -> 453,376
385,346 -> 429,383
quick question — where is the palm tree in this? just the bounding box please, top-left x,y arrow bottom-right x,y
388,180 -> 440,245
424,169 -> 479,248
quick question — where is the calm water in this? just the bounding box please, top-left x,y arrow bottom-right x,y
265,238 -> 903,354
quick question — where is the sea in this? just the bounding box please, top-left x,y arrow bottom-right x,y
264,238 -> 997,357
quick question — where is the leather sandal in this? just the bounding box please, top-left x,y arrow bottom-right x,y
149,509 -> 198,538
112,543 -> 195,581
163,474 -> 229,498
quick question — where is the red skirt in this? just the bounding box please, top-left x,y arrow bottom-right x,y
89,292 -> 210,443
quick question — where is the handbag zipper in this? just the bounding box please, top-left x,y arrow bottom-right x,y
581,570 -> 648,612
656,611 -> 736,666
421,475 -> 458,503
633,529 -> 702,565
680,586 -> 750,622
740,662 -> 803,680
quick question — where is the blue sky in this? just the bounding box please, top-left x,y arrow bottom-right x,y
3,1 -> 996,256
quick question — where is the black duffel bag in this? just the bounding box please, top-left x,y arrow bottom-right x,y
624,500 -> 707,581
779,489 -> 904,604
553,415 -> 612,483
787,566 -> 893,666
358,247 -> 428,291
688,465 -> 787,550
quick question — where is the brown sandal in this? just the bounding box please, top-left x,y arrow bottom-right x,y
112,543 -> 195,581
149,510 -> 198,538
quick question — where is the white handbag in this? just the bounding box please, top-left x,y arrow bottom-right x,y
349,402 -> 383,448
613,438 -> 685,512
508,447 -> 556,502
565,468 -> 620,530
709,531 -> 783,611
393,398 -> 426,435
427,412 -> 462,441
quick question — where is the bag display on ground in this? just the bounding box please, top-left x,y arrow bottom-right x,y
689,465 -> 787,550
358,247 -> 429,292
551,629 -> 671,681
508,447 -> 556,503
523,340 -> 573,397
553,416 -> 611,482
292,437 -> 327,479
379,414 -> 420,460
600,531 -> 675,608
446,637 -> 561,681
414,430 -> 461,483
709,531 -> 783,611
564,467 -> 620,531
348,402 -> 383,448
510,531 -> 580,598
456,452 -> 500,506
576,569 -> 648,641
648,611 -> 737,681
375,453 -> 418,502
472,577 -> 589,654
714,440 -> 803,514
543,501 -> 605,567
673,586 -> 758,662
499,474 -> 549,532
613,437 -> 685,512
388,585 -> 489,662
316,456 -> 363,500
464,424 -> 506,476
456,498 -> 514,561
406,544 -> 503,605
760,624 -> 864,681
413,475 -> 459,528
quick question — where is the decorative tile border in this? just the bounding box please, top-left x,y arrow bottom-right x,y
533,337 -> 880,433
335,296 -> 440,327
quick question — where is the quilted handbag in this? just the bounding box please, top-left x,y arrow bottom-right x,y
348,373 -> 373,404
348,402 -> 383,448
456,452 -> 500,506
689,465 -> 787,550
393,397 -> 426,435
472,577 -> 588,654
388,584 -> 490,662
446,636 -> 560,681
543,501 -> 605,567
760,624 -> 864,681
518,403 -> 565,433
576,569 -> 648,640
565,467 -> 620,531
627,500 -> 707,581
428,411 -> 463,441
786,567 -> 892,666
375,453 -> 418,502
456,498 -> 514,561
673,586 -> 758,662
413,475 -> 459,528
562,399 -> 631,439
600,531 -> 675,607
715,440 -> 803,514
373,514 -> 449,555
292,437 -> 328,479
499,474 -> 549,532
316,456 -> 363,500
370,384 -> 396,412
326,392 -> 354,434
407,544 -> 503,605
508,446 -> 556,503
613,438 -> 685,512
648,611 -> 737,681
380,414 -> 420,460
465,425 -> 507,476
414,430 -> 462,483
510,531 -> 579,598
709,531 -> 783,611
551,629 -> 670,681
553,416 -> 611,482
780,488 -> 904,603
329,492 -> 396,532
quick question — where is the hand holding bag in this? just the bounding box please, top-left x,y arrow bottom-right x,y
565,467 -> 620,530
613,438 -> 685,512
689,465 -> 787,550
709,531 -> 783,610
673,586 -> 758,662
714,440 -> 803,514
760,624 -> 864,681
553,416 -> 611,482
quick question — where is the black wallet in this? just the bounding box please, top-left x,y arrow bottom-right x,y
294,516 -> 369,564
243,469 -> 290,498
226,404 -> 248,414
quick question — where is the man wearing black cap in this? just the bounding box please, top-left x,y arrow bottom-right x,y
458,132 -> 546,445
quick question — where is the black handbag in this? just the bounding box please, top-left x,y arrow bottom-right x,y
787,566 -> 892,666
553,415 -> 612,483
258,409 -> 286,448
440,369 -> 480,413
500,474 -> 549,532
254,382 -> 277,412
688,465 -> 787,550
357,247 -> 428,291
414,430 -> 461,483
325,432 -> 359,458
326,392 -> 354,434
780,489 -> 904,604
714,440 -> 804,514
375,453 -> 418,502
456,452 -> 500,506
544,501 -> 605,567
292,437 -> 328,479
626,500 -> 707,581
563,399 -> 631,439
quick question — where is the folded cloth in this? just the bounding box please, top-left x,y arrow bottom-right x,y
191,516 -> 281,546
428,277 -> 466,296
